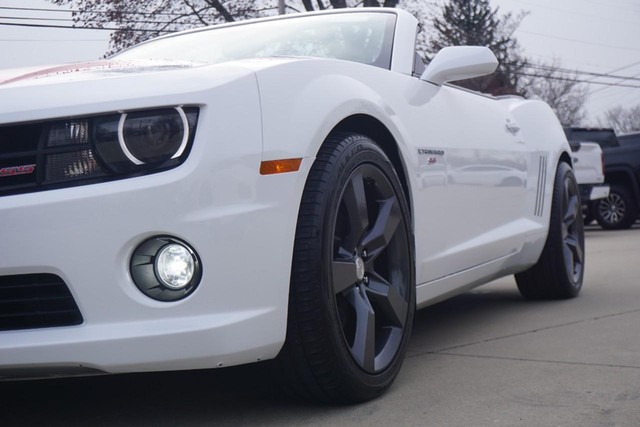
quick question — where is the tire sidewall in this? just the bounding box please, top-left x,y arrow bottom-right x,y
318,135 -> 415,397
552,163 -> 584,294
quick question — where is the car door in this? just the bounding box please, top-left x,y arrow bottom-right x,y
407,83 -> 529,284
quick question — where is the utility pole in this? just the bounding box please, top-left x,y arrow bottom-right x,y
278,0 -> 286,15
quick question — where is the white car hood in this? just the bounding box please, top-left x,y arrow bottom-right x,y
0,59 -> 206,87
0,59 -> 261,125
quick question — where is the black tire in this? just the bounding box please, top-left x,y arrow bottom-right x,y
515,162 -> 585,299
276,133 -> 415,403
594,185 -> 638,230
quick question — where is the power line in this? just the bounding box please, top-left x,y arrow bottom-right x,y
0,15 -> 75,22
592,61 -> 640,77
518,30 -> 640,53
0,15 -> 181,25
515,0 -> 639,26
0,5 -> 192,17
590,70 -> 640,95
0,38 -> 106,42
586,62 -> 640,96
523,64 -> 640,82
0,21 -> 173,32
515,72 -> 640,89
525,53 -> 613,71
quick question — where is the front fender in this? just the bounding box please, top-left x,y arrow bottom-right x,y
254,59 -> 409,161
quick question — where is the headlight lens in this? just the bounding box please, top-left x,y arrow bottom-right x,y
120,108 -> 188,165
94,106 -> 198,174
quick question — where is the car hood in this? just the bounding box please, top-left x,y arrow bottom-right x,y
0,58 -> 274,125
0,59 -> 207,87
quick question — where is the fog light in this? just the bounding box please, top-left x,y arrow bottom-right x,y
130,236 -> 202,302
156,244 -> 195,289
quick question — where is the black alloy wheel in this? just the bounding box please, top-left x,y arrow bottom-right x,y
332,163 -> 411,374
561,171 -> 584,284
276,133 -> 414,403
516,162 -> 585,299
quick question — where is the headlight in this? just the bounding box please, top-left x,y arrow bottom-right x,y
120,108 -> 189,165
94,106 -> 198,174
1,106 -> 198,196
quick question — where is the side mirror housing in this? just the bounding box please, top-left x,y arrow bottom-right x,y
420,46 -> 498,86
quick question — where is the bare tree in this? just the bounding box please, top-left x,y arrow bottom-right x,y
600,104 -> 640,134
526,60 -> 589,127
48,0 -> 409,56
48,0 -> 265,55
427,0 -> 528,95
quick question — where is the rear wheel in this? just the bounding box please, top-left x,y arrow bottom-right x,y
594,185 -> 638,230
516,162 -> 585,299
276,133 -> 415,403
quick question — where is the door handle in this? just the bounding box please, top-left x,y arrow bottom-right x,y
505,121 -> 520,135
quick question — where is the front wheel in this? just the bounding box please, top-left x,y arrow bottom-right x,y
276,133 -> 415,403
515,162 -> 585,299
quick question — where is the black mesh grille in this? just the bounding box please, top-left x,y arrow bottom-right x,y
0,273 -> 83,331
0,120 -> 106,196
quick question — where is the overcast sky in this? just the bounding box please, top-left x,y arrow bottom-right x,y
1,0 -> 639,125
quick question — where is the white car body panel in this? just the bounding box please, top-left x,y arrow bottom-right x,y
0,8 -> 571,376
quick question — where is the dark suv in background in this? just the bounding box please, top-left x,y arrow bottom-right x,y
564,128 -> 640,229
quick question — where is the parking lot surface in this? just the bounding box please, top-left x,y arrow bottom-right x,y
2,224 -> 639,426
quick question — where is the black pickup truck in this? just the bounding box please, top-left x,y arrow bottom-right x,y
564,128 -> 640,229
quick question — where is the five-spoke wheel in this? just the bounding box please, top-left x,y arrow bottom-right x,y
332,165 -> 411,373
277,133 -> 414,403
516,161 -> 585,299
561,174 -> 584,284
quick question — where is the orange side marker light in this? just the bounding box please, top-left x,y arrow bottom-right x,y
260,158 -> 302,175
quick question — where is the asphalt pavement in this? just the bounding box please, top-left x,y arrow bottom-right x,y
2,223 -> 639,426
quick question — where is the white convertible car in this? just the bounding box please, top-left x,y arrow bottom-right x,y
0,8 -> 584,403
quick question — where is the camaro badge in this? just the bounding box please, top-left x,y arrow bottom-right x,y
0,164 -> 36,177
418,148 -> 445,165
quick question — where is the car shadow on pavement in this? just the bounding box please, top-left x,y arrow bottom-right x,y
0,360 -> 303,426
0,287 -> 530,426
0,253 -> 617,426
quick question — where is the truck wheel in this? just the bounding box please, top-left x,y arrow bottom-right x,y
276,133 -> 415,403
595,185 -> 638,230
515,162 -> 584,299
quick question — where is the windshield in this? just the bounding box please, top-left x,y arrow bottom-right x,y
115,13 -> 397,69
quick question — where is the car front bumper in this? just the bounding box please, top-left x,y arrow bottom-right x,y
0,79 -> 311,376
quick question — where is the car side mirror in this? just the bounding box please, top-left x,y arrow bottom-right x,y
420,46 -> 498,86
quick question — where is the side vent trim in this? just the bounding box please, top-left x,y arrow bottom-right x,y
535,156 -> 547,217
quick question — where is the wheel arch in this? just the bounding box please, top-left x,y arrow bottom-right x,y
559,151 -> 573,168
327,114 -> 414,218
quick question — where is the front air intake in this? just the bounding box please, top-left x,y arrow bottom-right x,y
0,273 -> 83,331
